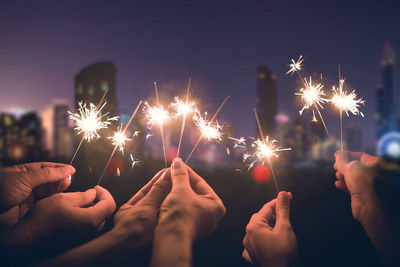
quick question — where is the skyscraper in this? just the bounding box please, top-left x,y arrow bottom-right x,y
293,116 -> 308,159
256,65 -> 277,138
376,43 -> 397,139
42,100 -> 73,159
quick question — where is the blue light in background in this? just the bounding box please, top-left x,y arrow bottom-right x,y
377,132 -> 400,159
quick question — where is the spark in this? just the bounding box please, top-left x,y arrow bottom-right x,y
226,147 -> 230,155
229,136 -> 246,148
331,79 -> 365,117
312,110 -> 318,122
295,77 -> 328,115
193,111 -> 223,141
143,101 -> 171,128
146,133 -> 152,140
116,168 -> 120,176
286,55 -> 304,75
69,102 -> 118,142
130,154 -> 141,168
171,96 -> 197,118
252,137 -> 292,161
133,131 -> 140,137
108,124 -> 132,155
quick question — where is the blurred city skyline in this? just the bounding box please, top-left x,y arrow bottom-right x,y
1,0 -> 400,154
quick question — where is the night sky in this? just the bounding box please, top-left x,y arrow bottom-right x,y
1,0 -> 400,149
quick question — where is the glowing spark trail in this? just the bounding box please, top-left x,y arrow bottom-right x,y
253,108 -> 291,194
287,56 -> 329,135
130,154 -> 141,168
286,55 -> 304,75
143,82 -> 170,167
58,89 -> 111,191
330,67 -> 365,150
171,78 -> 197,157
108,124 -> 132,155
97,100 -> 143,186
185,95 -> 230,164
228,136 -> 246,148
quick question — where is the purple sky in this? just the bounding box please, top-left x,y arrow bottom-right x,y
1,0 -> 400,149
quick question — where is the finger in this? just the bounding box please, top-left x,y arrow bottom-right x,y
335,180 -> 348,193
360,153 -> 380,167
335,151 -> 351,175
275,191 -> 292,227
171,157 -> 190,192
257,198 -> 277,220
242,249 -> 253,264
186,166 -> 216,195
34,177 -> 71,199
127,168 -> 167,205
22,165 -> 76,188
141,170 -> 172,208
335,171 -> 344,180
16,162 -> 71,171
62,189 -> 96,207
86,186 -> 116,222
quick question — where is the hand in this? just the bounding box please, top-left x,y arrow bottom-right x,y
0,162 -> 75,227
158,157 -> 226,240
242,192 -> 297,267
1,186 -> 116,263
113,168 -> 171,249
334,150 -> 380,220
30,186 -> 116,239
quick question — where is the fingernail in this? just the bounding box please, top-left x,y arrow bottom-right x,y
172,157 -> 184,169
69,165 -> 76,173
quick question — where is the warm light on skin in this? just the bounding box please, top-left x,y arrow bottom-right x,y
193,111 -> 222,141
295,77 -> 328,115
143,101 -> 170,127
69,102 -> 118,142
331,79 -> 365,117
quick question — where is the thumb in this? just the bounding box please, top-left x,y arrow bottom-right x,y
171,157 -> 190,192
275,191 -> 292,227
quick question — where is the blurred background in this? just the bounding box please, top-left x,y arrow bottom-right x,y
1,0 -> 399,266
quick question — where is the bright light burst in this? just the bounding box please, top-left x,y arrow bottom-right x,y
228,136 -> 246,148
108,124 -> 132,155
295,77 -> 328,115
331,79 -> 365,117
130,154 -> 141,168
171,96 -> 197,118
193,111 -> 223,141
143,101 -> 171,128
286,55 -> 304,75
69,102 -> 118,142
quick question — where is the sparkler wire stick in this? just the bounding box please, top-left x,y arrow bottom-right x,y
97,100 -> 143,186
154,82 -> 168,168
177,78 -> 191,157
58,89 -> 109,191
253,108 -> 279,194
185,95 -> 230,164
338,65 -> 343,150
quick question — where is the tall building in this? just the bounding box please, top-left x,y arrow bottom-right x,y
346,124 -> 362,151
376,43 -> 397,139
310,120 -> 326,144
256,66 -> 277,138
19,113 -> 42,160
293,116 -> 308,159
42,100 -> 73,159
275,113 -> 290,147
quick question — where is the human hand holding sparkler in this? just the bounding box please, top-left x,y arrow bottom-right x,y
0,162 -> 75,227
242,192 -> 297,267
0,186 -> 115,264
151,158 -> 226,267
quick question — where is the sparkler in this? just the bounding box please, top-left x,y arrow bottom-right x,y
130,154 -> 141,168
253,108 -> 291,193
143,82 -> 170,167
185,95 -> 230,164
171,78 -> 198,157
228,136 -> 246,148
108,124 -> 132,155
287,56 -> 330,135
97,100 -> 143,186
330,67 -> 365,150
58,89 -> 112,191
